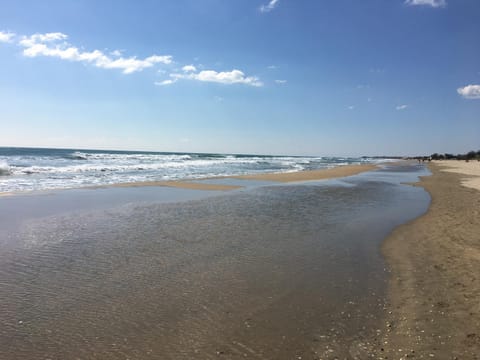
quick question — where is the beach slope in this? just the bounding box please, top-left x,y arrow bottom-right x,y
379,162 -> 480,358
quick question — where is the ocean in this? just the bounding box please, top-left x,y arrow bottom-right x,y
0,147 -> 390,193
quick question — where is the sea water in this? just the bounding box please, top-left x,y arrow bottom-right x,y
0,163 -> 430,359
0,147 -> 392,193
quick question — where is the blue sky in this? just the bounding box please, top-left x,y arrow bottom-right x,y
0,0 -> 479,156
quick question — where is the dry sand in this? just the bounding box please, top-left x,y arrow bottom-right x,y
435,160 -> 480,191
377,162 -> 480,359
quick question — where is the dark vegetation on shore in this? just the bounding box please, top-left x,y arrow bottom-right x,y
409,150 -> 480,162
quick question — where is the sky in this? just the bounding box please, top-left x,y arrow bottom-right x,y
0,0 -> 479,156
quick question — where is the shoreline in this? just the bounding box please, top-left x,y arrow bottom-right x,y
109,180 -> 243,191
109,163 -> 379,190
233,163 -> 378,182
377,161 -> 480,358
0,163 -> 380,196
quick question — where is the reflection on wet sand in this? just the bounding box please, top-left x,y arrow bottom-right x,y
0,165 -> 429,359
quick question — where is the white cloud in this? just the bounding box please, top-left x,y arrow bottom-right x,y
275,79 -> 287,84
267,65 -> 278,70
20,32 -> 67,46
457,84 -> 480,99
0,31 -> 15,43
182,65 -> 197,72
155,79 -> 177,86
348,105 -> 355,110
18,32 -> 172,74
110,49 -> 122,57
7,30 -> 262,89
260,0 -> 280,13
396,104 -> 408,110
171,69 -> 263,87
404,0 -> 446,8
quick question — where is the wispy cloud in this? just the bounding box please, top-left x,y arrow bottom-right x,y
170,69 -> 263,87
348,105 -> 355,110
267,65 -> 278,70
0,31 -> 15,43
457,85 -> 480,99
155,79 -> 177,86
275,79 -> 287,84
396,104 -> 409,110
260,0 -> 280,13
404,0 -> 446,8
182,65 -> 197,73
18,32 -> 172,74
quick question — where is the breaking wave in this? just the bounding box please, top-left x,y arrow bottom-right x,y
0,160 -> 10,176
0,148 -> 390,193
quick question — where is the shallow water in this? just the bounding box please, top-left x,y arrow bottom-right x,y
0,164 -> 430,359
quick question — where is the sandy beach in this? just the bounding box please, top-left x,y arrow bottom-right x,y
434,160 -> 480,191
4,160 -> 478,358
3,0 -> 478,357
379,161 -> 480,358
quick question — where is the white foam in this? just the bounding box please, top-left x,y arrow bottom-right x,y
0,160 -> 10,176
0,151 -> 397,193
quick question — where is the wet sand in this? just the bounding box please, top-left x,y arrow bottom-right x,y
0,163 -> 429,359
378,162 -> 480,358
102,163 -> 378,192
234,163 -> 377,183
112,180 -> 242,191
